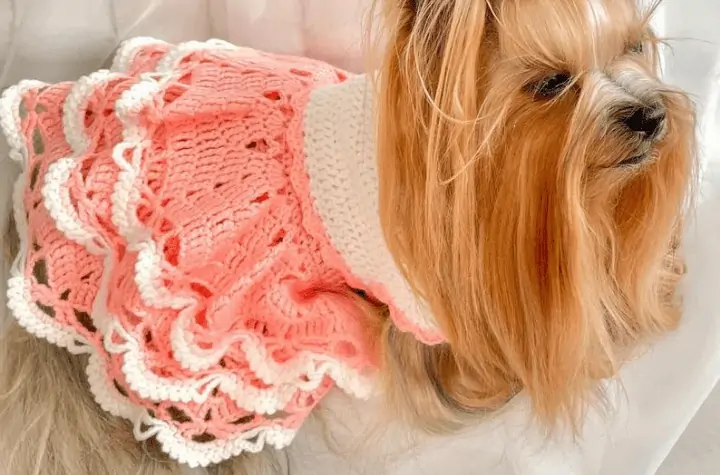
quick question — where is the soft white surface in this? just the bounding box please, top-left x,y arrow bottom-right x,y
655,1 -> 720,472
0,1 -> 719,474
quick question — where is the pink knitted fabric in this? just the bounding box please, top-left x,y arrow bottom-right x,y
1,38 -> 443,467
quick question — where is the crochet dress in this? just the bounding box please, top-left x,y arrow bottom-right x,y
0,38 -> 443,467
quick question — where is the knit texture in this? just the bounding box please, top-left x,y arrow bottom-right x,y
0,37 -> 444,467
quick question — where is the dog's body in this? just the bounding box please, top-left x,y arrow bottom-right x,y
0,0 -> 697,474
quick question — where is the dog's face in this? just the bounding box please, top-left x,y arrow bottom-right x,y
375,0 -> 696,427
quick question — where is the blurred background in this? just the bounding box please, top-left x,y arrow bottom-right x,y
656,2 -> 720,473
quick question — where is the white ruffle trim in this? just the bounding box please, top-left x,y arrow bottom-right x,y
110,36 -> 169,73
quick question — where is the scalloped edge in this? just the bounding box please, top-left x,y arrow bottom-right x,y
102,40 -> 375,405
110,37 -> 170,73
62,69 -> 124,155
0,71 -> 296,468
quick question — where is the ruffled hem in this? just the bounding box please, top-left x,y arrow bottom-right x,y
2,33 -> 467,467
1,79 -> 296,468
100,38 -> 373,401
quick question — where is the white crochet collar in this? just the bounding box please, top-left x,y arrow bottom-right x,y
303,75 -> 443,343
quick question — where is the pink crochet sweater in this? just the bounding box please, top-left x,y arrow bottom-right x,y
1,38 -> 443,467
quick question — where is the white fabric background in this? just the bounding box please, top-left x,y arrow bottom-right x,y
0,1 -> 718,474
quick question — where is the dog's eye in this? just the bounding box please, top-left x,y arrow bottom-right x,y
629,42 -> 644,54
530,73 -> 573,99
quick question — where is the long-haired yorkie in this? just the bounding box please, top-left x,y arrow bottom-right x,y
0,0 -> 697,474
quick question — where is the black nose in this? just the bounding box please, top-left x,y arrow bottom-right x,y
621,107 -> 666,138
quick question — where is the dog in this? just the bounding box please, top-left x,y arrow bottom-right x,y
0,0 -> 696,474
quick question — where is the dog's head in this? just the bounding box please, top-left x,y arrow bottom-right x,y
373,0 -> 697,428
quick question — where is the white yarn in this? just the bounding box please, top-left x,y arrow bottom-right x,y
62,69 -> 124,154
42,157 -> 105,254
303,74 -> 444,339
110,36 -> 168,72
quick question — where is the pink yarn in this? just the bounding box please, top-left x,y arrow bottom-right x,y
5,40 -> 384,465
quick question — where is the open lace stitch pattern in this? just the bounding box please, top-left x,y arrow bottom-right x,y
0,37 -> 386,467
